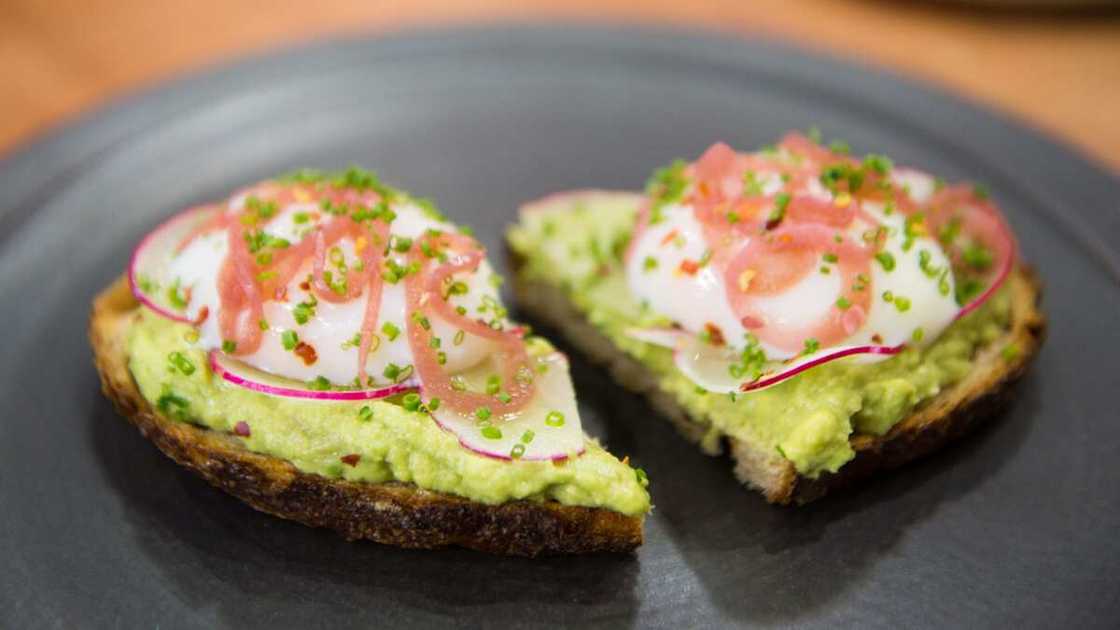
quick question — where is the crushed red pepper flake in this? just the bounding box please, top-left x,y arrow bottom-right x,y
193,305 -> 210,326
678,259 -> 700,275
340,454 -> 361,467
660,229 -> 681,247
704,322 -> 726,346
871,333 -> 884,344
233,421 -> 251,437
293,341 -> 318,366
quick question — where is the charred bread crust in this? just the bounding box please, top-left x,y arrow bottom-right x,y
90,276 -> 643,556
509,245 -> 1046,505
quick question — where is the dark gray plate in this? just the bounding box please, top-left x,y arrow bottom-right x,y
2,25 -> 1117,629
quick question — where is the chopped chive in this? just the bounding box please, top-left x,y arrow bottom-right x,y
481,426 -> 502,440
358,406 -> 373,422
486,375 -> 501,395
221,340 -> 237,354
875,251 -> 896,272
402,393 -> 422,412
380,322 -> 400,341
167,351 -> 195,375
281,330 -> 299,351
544,411 -> 565,427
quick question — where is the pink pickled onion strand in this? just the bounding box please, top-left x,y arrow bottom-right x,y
404,232 -> 535,415
724,222 -> 873,353
355,220 -> 390,384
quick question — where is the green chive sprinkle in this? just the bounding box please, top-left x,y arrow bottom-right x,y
381,322 -> 400,341
402,393 -> 422,412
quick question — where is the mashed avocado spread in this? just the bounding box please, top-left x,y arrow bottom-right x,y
128,311 -> 650,517
507,194 -> 1012,477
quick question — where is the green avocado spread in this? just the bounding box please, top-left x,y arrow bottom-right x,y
507,194 -> 1012,478
128,311 -> 650,517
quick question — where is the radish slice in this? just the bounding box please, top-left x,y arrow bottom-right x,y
737,344 -> 904,392
626,326 -> 904,393
428,352 -> 585,461
128,205 -> 222,323
209,350 -> 417,401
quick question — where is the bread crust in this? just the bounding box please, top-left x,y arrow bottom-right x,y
510,249 -> 1046,505
90,277 -> 643,556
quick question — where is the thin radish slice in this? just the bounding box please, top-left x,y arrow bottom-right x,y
625,326 -> 905,393
735,344 -> 904,393
128,204 -> 222,323
428,352 -> 585,461
209,350 -> 417,401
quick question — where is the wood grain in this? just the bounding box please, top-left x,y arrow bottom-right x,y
2,0 -> 1118,170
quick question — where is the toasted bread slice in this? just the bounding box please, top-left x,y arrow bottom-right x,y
510,252 -> 1046,505
90,276 -> 642,556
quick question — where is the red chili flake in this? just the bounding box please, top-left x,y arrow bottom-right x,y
299,281 -> 311,291
293,341 -> 318,366
233,421 -> 251,437
871,333 -> 884,345
340,454 -> 361,467
193,305 -> 210,326
740,315 -> 764,329
678,259 -> 700,275
704,322 -> 726,346
660,229 -> 681,247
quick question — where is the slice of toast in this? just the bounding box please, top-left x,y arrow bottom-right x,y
509,250 -> 1046,505
90,276 -> 643,556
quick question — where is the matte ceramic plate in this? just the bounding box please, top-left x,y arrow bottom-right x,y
1,26 -> 1117,629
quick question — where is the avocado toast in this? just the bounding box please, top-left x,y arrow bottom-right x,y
90,170 -> 648,556
507,136 -> 1046,504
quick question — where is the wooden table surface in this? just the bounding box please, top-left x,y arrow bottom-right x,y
2,0 -> 1119,171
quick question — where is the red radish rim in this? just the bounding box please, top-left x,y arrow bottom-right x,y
209,350 -> 417,401
426,412 -> 584,462
734,343 -> 905,392
953,220 -> 1017,321
127,205 -> 218,324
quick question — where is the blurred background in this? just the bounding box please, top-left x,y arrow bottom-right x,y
2,0 -> 1118,170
